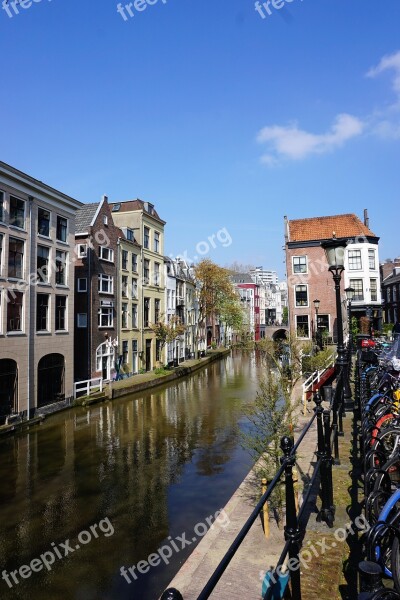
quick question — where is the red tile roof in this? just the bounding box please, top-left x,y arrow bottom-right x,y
288,213 -> 376,242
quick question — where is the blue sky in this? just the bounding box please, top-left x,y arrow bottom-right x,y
1,0 -> 400,277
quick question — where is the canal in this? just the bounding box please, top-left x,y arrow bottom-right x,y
0,350 -> 263,600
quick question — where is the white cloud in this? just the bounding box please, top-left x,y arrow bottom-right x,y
257,113 -> 365,163
257,50 -> 400,166
367,50 -> 400,102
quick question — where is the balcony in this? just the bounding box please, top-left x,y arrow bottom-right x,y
176,296 -> 185,306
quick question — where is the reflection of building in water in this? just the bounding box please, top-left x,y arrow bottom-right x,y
0,355 -> 257,599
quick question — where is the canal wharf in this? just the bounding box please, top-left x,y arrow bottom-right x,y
163,383 -> 355,600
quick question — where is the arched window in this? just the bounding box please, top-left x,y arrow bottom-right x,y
0,360 -> 18,422
38,354 -> 65,407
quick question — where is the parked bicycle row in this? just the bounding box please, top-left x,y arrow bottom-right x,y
357,335 -> 400,598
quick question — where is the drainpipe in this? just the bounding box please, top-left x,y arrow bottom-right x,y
88,230 -> 91,379
28,196 -> 34,420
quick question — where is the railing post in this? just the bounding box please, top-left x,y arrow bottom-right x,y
331,380 -> 341,464
315,395 -> 335,527
281,436 -> 302,600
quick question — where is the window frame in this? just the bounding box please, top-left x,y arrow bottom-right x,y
9,195 -> 25,230
98,273 -> 114,295
144,226 -> 150,249
76,243 -> 87,259
368,249 -> 376,271
38,207 -> 51,238
8,237 -> 24,280
292,255 -> 307,274
132,253 -> 138,273
55,250 -> 67,286
370,278 -> 378,302
154,231 -> 160,253
6,290 -> 23,333
348,249 -> 362,271
294,284 -> 308,307
99,246 -> 114,263
144,297 -> 150,327
37,245 -> 50,283
349,278 -> 364,301
98,306 -> 113,328
77,278 -> 87,292
77,313 -> 88,328
121,249 -> 128,270
0,190 -> 4,223
56,215 -> 68,243
55,295 -> 67,331
296,315 -> 310,338
36,293 -> 50,332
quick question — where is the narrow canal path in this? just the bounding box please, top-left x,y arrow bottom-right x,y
0,350 -> 262,600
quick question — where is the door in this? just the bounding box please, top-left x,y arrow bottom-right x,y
145,339 -> 151,372
102,357 -> 108,380
0,360 -> 18,422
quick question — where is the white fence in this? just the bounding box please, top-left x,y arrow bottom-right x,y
74,377 -> 103,400
302,354 -> 336,415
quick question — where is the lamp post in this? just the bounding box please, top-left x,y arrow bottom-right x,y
344,287 -> 355,353
321,238 -> 352,403
313,298 -> 321,349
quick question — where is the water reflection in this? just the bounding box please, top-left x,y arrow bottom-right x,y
0,351 -> 261,600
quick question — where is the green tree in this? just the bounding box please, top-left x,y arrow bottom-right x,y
218,295 -> 244,345
150,315 -> 186,355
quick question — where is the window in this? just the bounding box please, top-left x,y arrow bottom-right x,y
348,249 -> 362,270
7,291 -> 23,332
394,287 -> 398,302
144,297 -> 150,327
38,208 -> 50,237
112,203 -> 121,212
296,315 -> 309,338
370,279 -> 378,302
0,190 -> 4,222
56,216 -> 67,242
154,232 -> 160,253
77,313 -> 87,328
55,296 -> 66,331
350,279 -> 364,301
122,303 -> 128,329
103,215 -> 108,226
121,275 -> 128,297
8,238 -> 24,279
167,289 -> 171,310
144,227 -> 150,249
131,278 -> 138,299
36,294 -> 49,332
76,244 -> 87,258
126,228 -> 134,242
37,245 -> 50,283
122,341 -> 128,365
98,306 -> 113,328
98,274 -> 113,294
154,262 -> 160,286
295,284 -> 308,307
122,250 -> 128,270
155,298 -> 160,323
132,303 -> 138,328
77,278 -> 87,292
99,246 -> 114,262
293,256 -> 307,274
388,288 -> 391,303
369,249 -> 376,270
144,259 -> 150,285
56,250 -> 67,285
132,253 -> 138,272
10,196 -> 25,229
132,340 -> 138,373
0,233 -> 3,276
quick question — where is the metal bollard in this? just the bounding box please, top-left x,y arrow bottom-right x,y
359,561 -> 384,594
160,589 -> 184,600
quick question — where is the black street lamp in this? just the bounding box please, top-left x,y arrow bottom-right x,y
321,238 -> 352,403
313,298 -> 321,349
345,287 -> 355,352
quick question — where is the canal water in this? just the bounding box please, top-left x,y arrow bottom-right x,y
0,351 -> 263,600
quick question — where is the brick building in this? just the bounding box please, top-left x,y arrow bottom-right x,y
0,161 -> 82,423
74,196 -> 121,382
285,212 -> 381,342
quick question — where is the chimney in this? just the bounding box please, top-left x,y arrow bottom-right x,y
284,216 -> 288,243
364,209 -> 369,229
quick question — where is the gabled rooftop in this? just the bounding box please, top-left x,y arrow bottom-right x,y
75,202 -> 100,234
110,199 -> 166,224
287,213 -> 376,243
